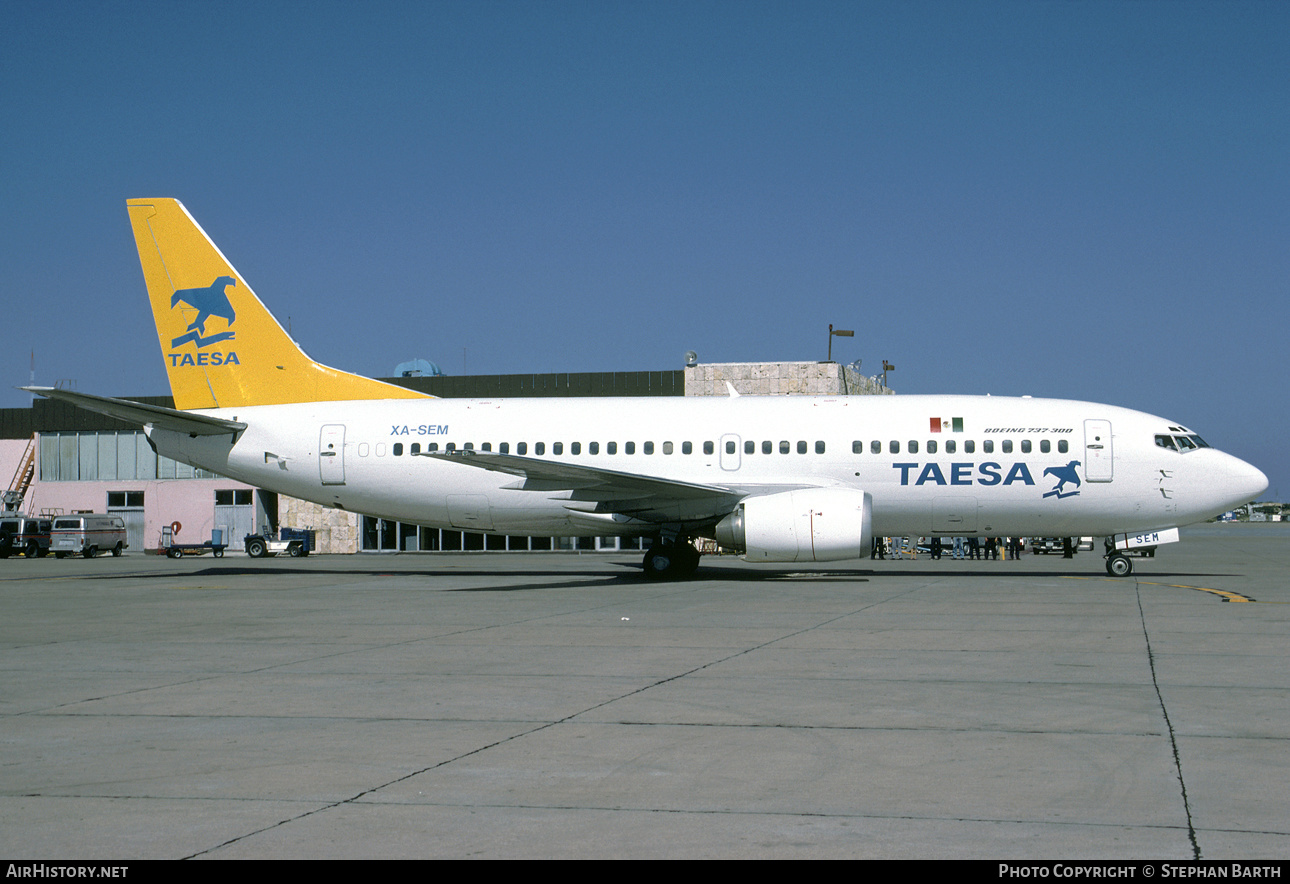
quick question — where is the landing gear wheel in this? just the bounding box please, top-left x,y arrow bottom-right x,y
643,543 -> 702,580
643,545 -> 674,580
1106,554 -> 1133,577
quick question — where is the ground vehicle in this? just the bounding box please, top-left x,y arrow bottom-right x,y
51,514 -> 128,558
244,531 -> 310,558
1029,537 -> 1069,555
0,516 -> 52,558
165,540 -> 228,558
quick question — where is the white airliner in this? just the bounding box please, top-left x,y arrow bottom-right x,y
27,199 -> 1268,579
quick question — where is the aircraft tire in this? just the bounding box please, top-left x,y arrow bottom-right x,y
643,545 -> 673,580
1106,554 -> 1133,578
643,543 -> 701,580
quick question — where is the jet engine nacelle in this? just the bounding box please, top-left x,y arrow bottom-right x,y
715,487 -> 873,563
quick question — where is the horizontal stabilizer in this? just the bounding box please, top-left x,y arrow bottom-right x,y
23,387 -> 247,436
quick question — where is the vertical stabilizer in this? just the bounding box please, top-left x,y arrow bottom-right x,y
127,199 -> 430,410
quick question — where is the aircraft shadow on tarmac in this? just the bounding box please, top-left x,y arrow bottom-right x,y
75,560 -> 1245,589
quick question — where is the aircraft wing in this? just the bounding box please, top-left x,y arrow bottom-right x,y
420,449 -> 747,522
22,387 -> 247,436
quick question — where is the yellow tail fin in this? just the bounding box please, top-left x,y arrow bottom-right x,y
128,199 -> 430,410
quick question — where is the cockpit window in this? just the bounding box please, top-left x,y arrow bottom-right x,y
1155,435 -> 1178,451
1175,435 -> 1197,451
1188,434 -> 1209,448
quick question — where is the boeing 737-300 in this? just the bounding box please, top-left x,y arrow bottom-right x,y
25,199 -> 1269,579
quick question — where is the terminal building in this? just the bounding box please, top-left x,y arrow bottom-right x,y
1,362 -> 890,555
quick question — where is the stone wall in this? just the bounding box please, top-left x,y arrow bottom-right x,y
683,361 -> 893,396
280,496 -> 361,554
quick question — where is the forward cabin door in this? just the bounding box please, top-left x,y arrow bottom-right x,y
319,424 -> 346,485
1084,419 -> 1113,482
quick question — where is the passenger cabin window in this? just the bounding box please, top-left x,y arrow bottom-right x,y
963,440 -> 974,454
726,440 -> 737,455
763,441 -> 773,454
946,440 -> 956,454
393,443 -> 403,456
908,440 -> 918,454
499,442 -> 509,454
780,441 -> 791,454
797,441 -> 807,454
663,442 -> 673,455
927,440 -> 937,454
1001,440 -> 1012,454
517,442 -> 527,455
411,443 -> 420,454
871,440 -> 881,454
625,442 -> 636,455
982,440 -> 993,454
1021,440 -> 1031,454
553,442 -> 563,455
608,442 -> 617,455
589,442 -> 599,455
889,440 -> 899,454
853,441 -> 864,454
682,442 -> 691,454
1058,440 -> 1068,453
644,441 -> 654,455
1040,440 -> 1050,453
703,441 -> 713,455
815,441 -> 825,454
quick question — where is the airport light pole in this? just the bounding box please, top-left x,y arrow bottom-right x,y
827,324 -> 854,363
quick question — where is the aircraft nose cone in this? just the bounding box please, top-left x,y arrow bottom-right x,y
1232,458 -> 1269,503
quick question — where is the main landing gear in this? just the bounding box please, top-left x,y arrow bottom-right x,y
643,541 -> 702,581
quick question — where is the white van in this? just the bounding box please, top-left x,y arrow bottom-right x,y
51,514 -> 128,558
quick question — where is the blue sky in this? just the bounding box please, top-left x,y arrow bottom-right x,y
3,1 -> 1286,496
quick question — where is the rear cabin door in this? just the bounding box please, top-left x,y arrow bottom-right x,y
319,425 -> 346,485
1084,419 -> 1113,482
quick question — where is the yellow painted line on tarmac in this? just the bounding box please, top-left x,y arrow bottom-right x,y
1063,575 -> 1257,603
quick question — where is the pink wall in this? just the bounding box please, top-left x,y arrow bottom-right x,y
28,476 -> 257,551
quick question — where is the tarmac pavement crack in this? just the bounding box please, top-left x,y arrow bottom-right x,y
1136,581 -> 1201,860
180,583 -> 921,858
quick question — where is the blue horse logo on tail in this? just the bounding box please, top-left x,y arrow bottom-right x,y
170,276 -> 237,348
1042,460 -> 1082,499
